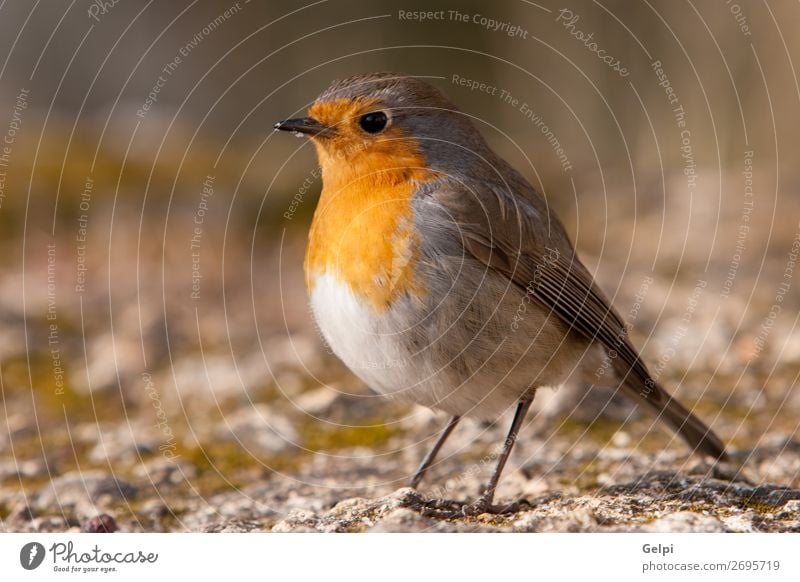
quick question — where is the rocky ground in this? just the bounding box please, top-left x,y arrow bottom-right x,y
1,179 -> 799,533
1,282 -> 799,532
1,403 -> 799,532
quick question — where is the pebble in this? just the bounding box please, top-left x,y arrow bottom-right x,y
80,514 -> 118,533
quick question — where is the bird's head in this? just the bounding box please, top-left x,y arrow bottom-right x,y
274,72 -> 489,182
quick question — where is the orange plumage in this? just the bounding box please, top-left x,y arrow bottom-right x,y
304,98 -> 432,310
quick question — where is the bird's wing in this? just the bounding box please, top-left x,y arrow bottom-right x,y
421,176 -> 727,460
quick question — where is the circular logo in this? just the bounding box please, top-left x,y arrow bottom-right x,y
19,542 -> 46,570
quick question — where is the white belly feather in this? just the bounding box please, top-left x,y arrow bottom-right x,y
309,272 -> 430,400
308,269 -> 584,420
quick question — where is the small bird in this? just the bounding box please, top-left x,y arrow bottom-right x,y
274,72 -> 728,513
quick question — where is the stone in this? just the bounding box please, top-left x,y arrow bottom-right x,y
32,471 -> 137,517
639,511 -> 726,533
216,405 -> 298,455
80,514 -> 118,533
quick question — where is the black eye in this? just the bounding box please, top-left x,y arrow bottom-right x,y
358,111 -> 388,134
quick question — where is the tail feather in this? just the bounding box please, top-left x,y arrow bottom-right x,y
621,378 -> 729,462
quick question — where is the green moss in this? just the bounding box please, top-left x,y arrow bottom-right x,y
557,417 -> 621,446
0,426 -> 98,488
740,499 -> 781,514
175,442 -> 302,494
123,498 -> 189,531
300,417 -> 403,452
2,352 -> 125,425
249,383 -> 281,405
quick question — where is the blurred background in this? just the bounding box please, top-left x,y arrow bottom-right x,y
0,0 -> 798,532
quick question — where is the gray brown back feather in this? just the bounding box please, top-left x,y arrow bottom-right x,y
423,175 -> 728,461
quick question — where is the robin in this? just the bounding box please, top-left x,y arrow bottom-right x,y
274,72 -> 728,513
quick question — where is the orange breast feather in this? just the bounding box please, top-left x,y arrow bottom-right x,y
304,120 -> 432,311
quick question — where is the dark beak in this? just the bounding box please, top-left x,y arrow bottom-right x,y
273,117 -> 330,137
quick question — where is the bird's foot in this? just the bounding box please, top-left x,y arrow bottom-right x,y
462,494 -> 527,516
691,458 -> 752,485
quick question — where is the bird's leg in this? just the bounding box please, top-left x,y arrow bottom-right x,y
409,415 -> 461,489
468,395 -> 533,514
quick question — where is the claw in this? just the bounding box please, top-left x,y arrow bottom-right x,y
463,495 -> 526,516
